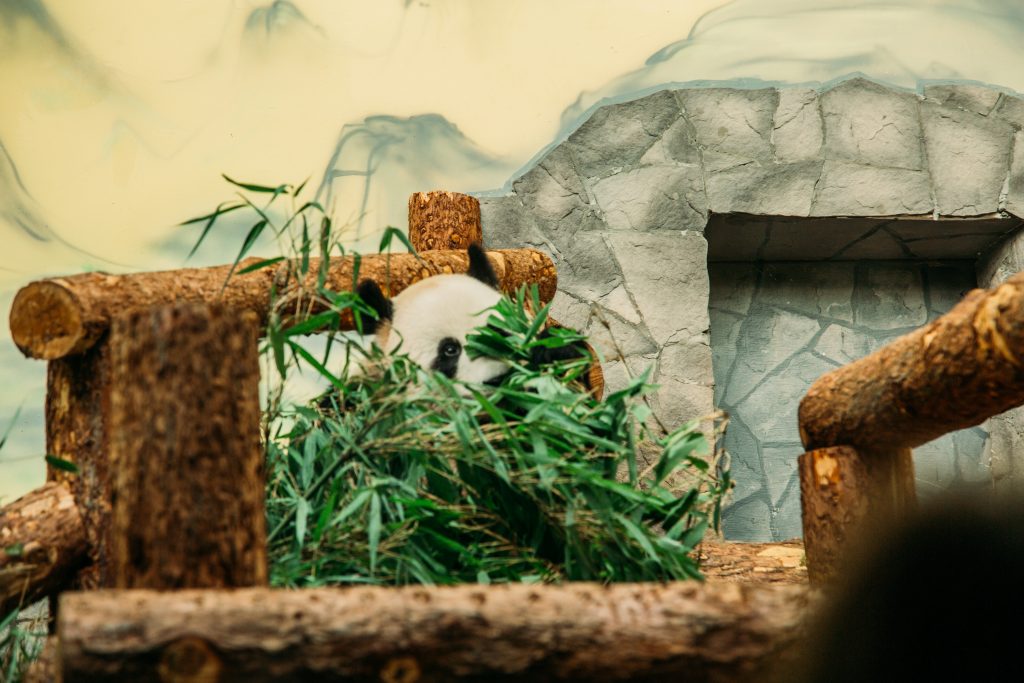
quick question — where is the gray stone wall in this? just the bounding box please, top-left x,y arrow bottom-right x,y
477,77 -> 1024,541
711,260 -> 987,541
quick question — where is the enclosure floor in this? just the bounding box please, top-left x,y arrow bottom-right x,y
699,537 -> 807,583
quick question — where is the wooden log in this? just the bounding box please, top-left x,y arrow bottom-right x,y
58,582 -> 813,682
45,342 -> 111,592
0,483 -> 87,617
408,190 -> 482,252
798,276 -> 1024,452
798,446 -> 915,584
10,249 -> 557,360
107,303 -> 267,589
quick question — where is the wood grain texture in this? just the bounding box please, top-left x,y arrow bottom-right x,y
408,191 -> 482,252
107,303 -> 267,589
798,446 -> 915,584
10,250 -> 557,360
59,582 -> 814,682
0,483 -> 87,617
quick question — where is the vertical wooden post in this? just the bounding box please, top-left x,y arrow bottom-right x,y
408,191 -> 482,252
798,446 -> 916,584
106,303 -> 267,588
45,341 -> 112,594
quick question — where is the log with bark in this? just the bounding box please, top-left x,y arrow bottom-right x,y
10,249 -> 557,360
408,191 -> 482,252
58,582 -> 814,682
796,274 -> 1024,582
0,483 -> 87,617
106,303 -> 267,589
798,274 -> 1024,451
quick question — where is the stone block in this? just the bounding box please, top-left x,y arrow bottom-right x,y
511,144 -> 591,224
705,216 -> 768,261
922,102 -> 1014,216
585,306 -> 658,359
813,324 -> 880,365
597,284 -> 642,325
811,160 -> 932,216
772,88 -> 823,163
657,337 -> 714,387
852,263 -> 927,330
566,90 -> 681,178
638,115 -> 701,166
709,310 -> 743,404
761,445 -> 800,510
706,160 -> 821,217
992,92 -> 1024,129
757,217 -> 875,261
479,194 -> 550,250
1007,130 -> 1024,219
709,263 -> 758,315
590,164 -> 707,231
758,262 -> 855,323
835,226 -> 909,259
722,495 -> 773,542
677,87 -> 777,162
606,231 -> 710,345
922,83 -> 1001,116
720,417 -> 763,504
654,380 -> 714,432
722,308 -> 820,406
733,351 -> 836,445
820,77 -> 924,169
555,232 -> 623,301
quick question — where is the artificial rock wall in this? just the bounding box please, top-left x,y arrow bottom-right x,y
478,77 -> 1024,541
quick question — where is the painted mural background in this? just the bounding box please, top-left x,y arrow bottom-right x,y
4,0 -> 1024,504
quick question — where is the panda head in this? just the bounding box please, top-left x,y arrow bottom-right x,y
355,243 -> 509,385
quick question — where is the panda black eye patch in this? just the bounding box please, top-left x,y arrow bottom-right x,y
431,337 -> 462,378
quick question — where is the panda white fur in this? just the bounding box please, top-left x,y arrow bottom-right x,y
354,243 -> 510,386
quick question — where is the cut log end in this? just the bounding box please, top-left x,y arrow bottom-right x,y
10,281 -> 86,360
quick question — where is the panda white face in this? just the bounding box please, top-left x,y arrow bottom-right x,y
356,244 -> 509,386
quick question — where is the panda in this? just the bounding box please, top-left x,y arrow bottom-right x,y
352,243 -> 590,390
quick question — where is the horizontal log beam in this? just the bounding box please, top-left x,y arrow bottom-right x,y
799,273 -> 1024,451
10,249 -> 557,360
59,583 -> 812,681
1,483 -> 88,616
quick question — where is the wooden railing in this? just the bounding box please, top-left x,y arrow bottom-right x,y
8,188 -> 1022,679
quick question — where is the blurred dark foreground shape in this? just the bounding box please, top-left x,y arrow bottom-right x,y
786,495 -> 1024,683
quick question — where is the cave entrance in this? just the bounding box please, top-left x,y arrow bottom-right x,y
706,214 -> 1022,540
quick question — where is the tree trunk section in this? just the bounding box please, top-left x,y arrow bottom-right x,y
798,446 -> 915,584
11,250 -> 556,360
58,582 -> 813,682
46,341 -> 111,592
23,636 -> 59,683
798,277 -> 1024,452
106,303 -> 267,589
0,483 -> 87,617
408,191 -> 482,252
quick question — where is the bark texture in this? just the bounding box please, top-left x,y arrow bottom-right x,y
408,191 -> 482,252
798,446 -> 915,584
0,483 -> 87,617
45,341 -> 111,591
59,582 -> 813,682
799,275 -> 1024,451
107,303 -> 267,589
10,250 -> 557,360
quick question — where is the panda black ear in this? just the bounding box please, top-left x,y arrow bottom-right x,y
355,279 -> 392,334
467,243 -> 499,289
